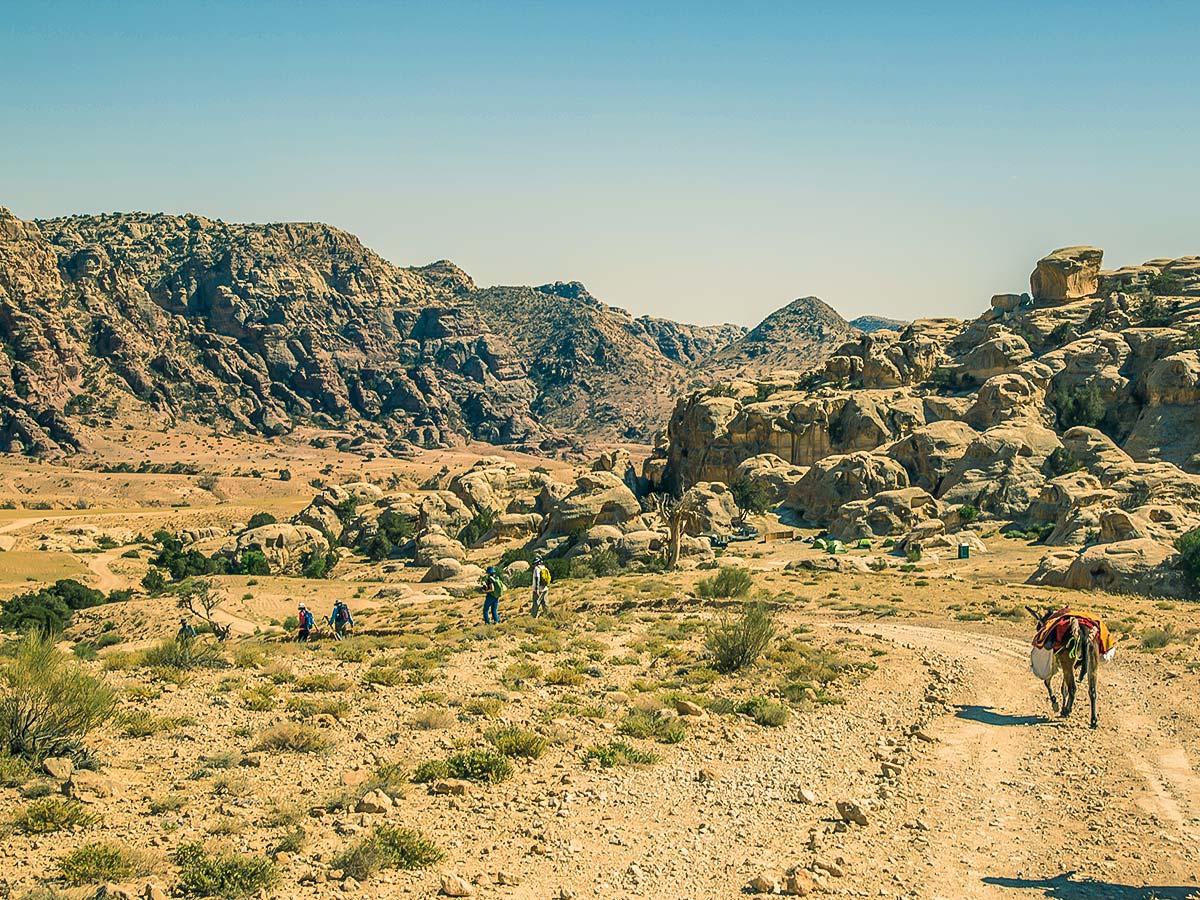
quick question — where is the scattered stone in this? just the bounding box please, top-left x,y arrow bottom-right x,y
431,779 -> 471,796
354,790 -> 392,814
496,871 -> 521,886
747,872 -> 780,894
784,869 -> 815,896
675,699 -> 706,717
440,873 -> 474,897
43,757 -> 73,780
836,799 -> 870,826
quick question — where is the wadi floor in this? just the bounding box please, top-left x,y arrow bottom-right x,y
0,432 -> 1197,900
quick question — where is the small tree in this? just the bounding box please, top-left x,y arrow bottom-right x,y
650,493 -> 699,570
706,602 -> 776,673
175,580 -> 231,641
1174,527 -> 1200,585
730,477 -> 771,521
0,633 -> 116,762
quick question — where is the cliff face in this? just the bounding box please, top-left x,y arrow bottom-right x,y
0,209 -> 547,454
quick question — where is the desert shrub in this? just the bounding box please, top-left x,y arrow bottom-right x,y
94,632 -> 124,649
1048,381 -> 1106,430
240,550 -> 271,577
696,566 -> 753,599
0,752 -> 33,787
737,696 -> 790,727
1140,627 -> 1175,651
457,508 -> 498,548
585,548 -> 620,577
0,633 -> 115,762
0,579 -> 107,634
331,825 -> 442,880
293,673 -> 351,693
149,531 -> 215,581
246,512 -> 276,530
731,477 -> 771,516
957,503 -> 978,523
254,723 -> 331,754
119,711 -> 196,737
706,602 -> 776,673
363,666 -> 405,686
139,637 -> 225,670
173,843 -> 278,899
241,684 -> 277,711
1045,446 -> 1082,478
501,661 -> 541,689
58,842 -> 149,885
11,798 -> 99,834
269,826 -> 307,856
584,741 -> 659,768
617,710 -> 686,744
463,696 -> 505,718
141,569 -> 167,595
485,725 -> 547,759
411,750 -> 512,783
72,642 -> 98,661
1174,527 -> 1200,585
544,666 -> 584,686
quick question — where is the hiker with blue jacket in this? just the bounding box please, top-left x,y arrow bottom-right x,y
329,600 -> 354,639
481,566 -> 504,624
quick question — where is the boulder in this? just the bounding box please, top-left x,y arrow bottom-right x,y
233,524 -> 330,576
734,453 -> 807,505
786,452 -> 910,525
495,513 -> 542,539
418,491 -> 473,535
829,487 -> 940,541
682,482 -> 740,535
1029,538 -> 1185,596
955,326 -> 1032,382
1124,351 -> 1200,472
885,420 -> 977,493
1030,246 -> 1104,302
542,472 -> 642,536
449,457 -> 535,512
414,527 -> 466,566
939,423 -> 1061,518
422,558 -> 483,583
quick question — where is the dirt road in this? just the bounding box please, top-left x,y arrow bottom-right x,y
833,621 -> 1200,900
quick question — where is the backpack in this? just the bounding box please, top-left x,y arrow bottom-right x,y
302,610 -> 314,629
538,566 -> 552,586
487,574 -> 505,597
335,604 -> 350,624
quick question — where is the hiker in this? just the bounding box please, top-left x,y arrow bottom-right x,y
176,617 -> 197,642
530,555 -> 552,618
328,600 -> 354,639
481,565 -> 504,624
296,602 -> 315,642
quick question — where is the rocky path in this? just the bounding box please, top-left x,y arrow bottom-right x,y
837,622 -> 1200,900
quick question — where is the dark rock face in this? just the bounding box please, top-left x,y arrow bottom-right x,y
0,209 -> 543,454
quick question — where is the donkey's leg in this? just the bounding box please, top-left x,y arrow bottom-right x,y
1088,641 -> 1099,729
1060,656 -> 1076,718
1044,677 -> 1059,713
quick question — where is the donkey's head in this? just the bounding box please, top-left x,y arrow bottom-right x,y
1025,606 -> 1055,628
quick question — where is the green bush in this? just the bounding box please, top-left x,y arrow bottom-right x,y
1175,527 -> 1200,584
245,512 -> 276,530
737,696 -> 790,727
696,566 -> 753,599
457,508 -> 498,548
58,842 -> 148,885
1045,446 -> 1082,478
957,504 -> 978,523
1048,382 -> 1106,430
617,710 -> 686,744
0,579 -> 107,633
0,633 -> 116,762
485,725 -> 547,759
138,637 -> 225,670
173,843 -> 279,899
731,477 -> 771,516
253,723 -> 331,754
583,741 -> 659,768
705,602 -> 776,673
241,550 -> 271,577
411,749 -> 512,783
330,825 -> 442,880
0,752 -> 33,787
11,798 -> 99,834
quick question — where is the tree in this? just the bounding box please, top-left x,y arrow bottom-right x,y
246,511 -> 276,530
175,580 -> 231,641
730,477 -> 771,521
650,493 -> 700,570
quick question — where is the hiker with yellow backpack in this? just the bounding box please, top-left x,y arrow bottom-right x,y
531,554 -> 552,617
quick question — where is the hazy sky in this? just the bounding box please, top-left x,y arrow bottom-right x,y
3,2 -> 1198,326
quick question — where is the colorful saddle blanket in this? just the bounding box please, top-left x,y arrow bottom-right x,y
1033,606 -> 1115,655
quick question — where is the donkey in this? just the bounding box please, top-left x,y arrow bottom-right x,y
1026,607 -> 1101,729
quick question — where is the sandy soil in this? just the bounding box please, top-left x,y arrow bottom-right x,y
0,444 -> 1197,900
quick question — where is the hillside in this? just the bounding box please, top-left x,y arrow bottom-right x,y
704,296 -> 860,378
655,245 -> 1200,598
466,282 -> 744,439
0,209 -> 548,455
850,314 -> 907,333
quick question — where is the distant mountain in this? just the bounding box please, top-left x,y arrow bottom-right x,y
466,282 -> 743,439
704,296 -> 858,378
850,314 -> 907,333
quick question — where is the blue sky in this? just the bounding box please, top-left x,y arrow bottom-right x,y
3,1 -> 1197,325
